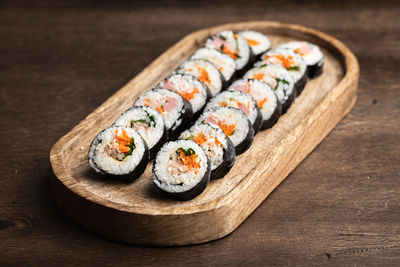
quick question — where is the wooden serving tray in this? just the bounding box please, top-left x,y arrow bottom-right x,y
50,21 -> 359,246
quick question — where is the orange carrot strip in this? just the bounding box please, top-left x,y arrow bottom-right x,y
217,120 -> 235,136
143,99 -> 151,107
178,150 -> 200,172
193,132 -> 207,145
294,48 -> 306,56
257,97 -> 268,108
252,73 -> 265,80
143,98 -> 164,114
246,38 -> 259,46
197,67 -> 211,84
180,87 -> 199,101
222,46 -> 239,60
263,54 -> 295,69
155,106 -> 164,114
214,137 -> 221,147
115,130 -> 133,154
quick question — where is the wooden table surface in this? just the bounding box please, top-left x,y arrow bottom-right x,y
1,0 -> 399,265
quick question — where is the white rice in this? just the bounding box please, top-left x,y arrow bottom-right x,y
175,59 -> 222,96
113,106 -> 164,150
244,64 -> 294,105
278,41 -> 324,66
134,88 -> 184,130
89,126 -> 146,175
258,47 -> 307,83
204,91 -> 258,126
153,140 -> 208,193
191,47 -> 235,81
229,79 -> 278,122
196,107 -> 249,147
158,74 -> 207,114
239,30 -> 271,56
180,123 -> 227,171
205,30 -> 250,70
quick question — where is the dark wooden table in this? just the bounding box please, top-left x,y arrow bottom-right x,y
1,0 -> 399,265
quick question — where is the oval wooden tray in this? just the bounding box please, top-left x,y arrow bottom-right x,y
50,21 -> 359,246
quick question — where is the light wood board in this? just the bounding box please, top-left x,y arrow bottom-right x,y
50,21 -> 359,246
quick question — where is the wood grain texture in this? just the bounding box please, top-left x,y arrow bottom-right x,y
1,0 -> 400,265
50,21 -> 358,246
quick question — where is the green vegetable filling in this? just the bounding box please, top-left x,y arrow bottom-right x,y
131,111 -> 157,128
176,147 -> 196,156
274,78 -> 289,90
116,139 -> 136,161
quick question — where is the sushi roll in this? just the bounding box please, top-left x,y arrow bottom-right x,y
229,79 -> 281,130
134,88 -> 193,140
191,47 -> 236,85
113,106 -> 167,159
180,123 -> 235,180
153,140 -> 211,201
175,59 -> 224,96
244,64 -> 295,114
278,41 -> 324,78
204,91 -> 262,134
258,48 -> 307,95
158,73 -> 211,119
205,31 -> 253,78
88,126 -> 149,181
196,106 -> 254,155
239,30 -> 271,61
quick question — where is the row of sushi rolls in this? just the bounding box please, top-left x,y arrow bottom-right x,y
88,30 -> 325,201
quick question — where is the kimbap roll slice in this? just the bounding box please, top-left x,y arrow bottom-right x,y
244,64 -> 295,114
134,88 -> 193,140
278,41 -> 324,78
88,126 -> 149,181
205,31 -> 253,77
191,47 -> 236,83
204,91 -> 262,133
158,73 -> 211,118
239,30 -> 271,60
258,47 -> 307,95
196,106 -> 254,155
180,123 -> 235,180
175,59 -> 224,96
153,140 -> 211,200
113,106 -> 167,159
229,79 -> 281,130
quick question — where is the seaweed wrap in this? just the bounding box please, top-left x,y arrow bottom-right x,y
205,30 -> 253,78
88,126 -> 149,181
196,106 -> 254,155
180,123 -> 235,180
239,30 -> 271,61
175,59 -> 224,96
113,106 -> 167,159
229,79 -> 281,130
279,41 -> 324,78
191,47 -> 236,84
244,64 -> 295,114
134,88 -> 193,140
158,73 -> 211,119
204,90 -> 262,134
258,47 -> 307,95
153,140 -> 211,200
